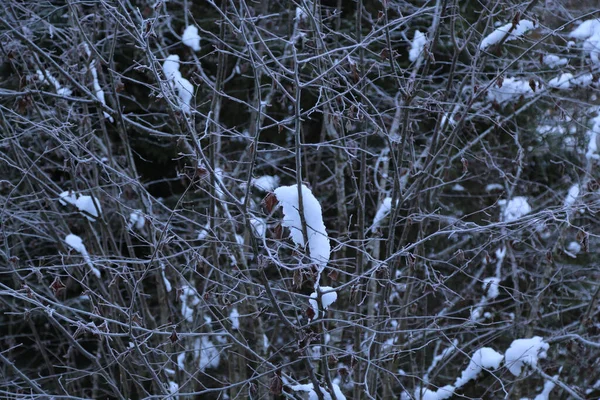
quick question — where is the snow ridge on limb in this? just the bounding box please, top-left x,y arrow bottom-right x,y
273,184 -> 331,281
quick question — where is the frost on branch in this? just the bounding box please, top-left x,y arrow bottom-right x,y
480,20 -> 536,50
273,184 -> 330,280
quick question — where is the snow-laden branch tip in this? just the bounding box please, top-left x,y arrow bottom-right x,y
182,25 -> 201,51
309,286 -> 337,319
487,77 -> 536,104
564,184 -> 579,208
127,209 -> 146,231
251,175 -> 280,192
35,69 -> 72,96
371,197 -> 394,232
505,336 -> 549,376
162,55 -> 194,114
570,19 -> 600,65
65,234 -> 101,278
273,184 -> 330,279
290,382 -> 346,400
408,30 -> 427,62
480,20 -> 536,50
89,59 -> 113,122
59,191 -> 102,221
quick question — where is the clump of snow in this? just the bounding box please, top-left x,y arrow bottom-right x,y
182,25 -> 201,51
451,184 -> 465,192
89,59 -> 113,122
480,20 -> 536,50
168,381 -> 179,399
548,73 -> 573,89
290,382 -> 346,400
35,69 -> 72,97
180,285 -> 200,322
75,196 -> 102,221
230,308 -> 240,330
58,191 -> 102,221
487,77 -> 535,104
371,197 -> 393,232
412,385 -> 455,400
65,234 -> 101,278
543,55 -> 568,68
533,377 -> 556,400
570,19 -> 600,65
548,73 -> 595,89
59,191 -> 77,206
483,277 -> 500,299
162,55 -> 194,114
498,196 -> 531,222
586,114 -> 600,160
309,286 -> 338,318
455,347 -> 503,388
505,336 -> 549,376
566,241 -> 581,257
409,30 -> 427,62
252,175 -> 279,192
128,210 -> 146,231
485,183 -> 503,192
161,264 -> 172,292
195,337 -> 220,371
564,184 -> 579,207
249,217 -> 267,238
273,184 -> 330,280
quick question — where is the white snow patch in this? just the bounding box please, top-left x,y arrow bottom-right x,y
455,347 -> 503,388
309,286 -> 338,319
564,184 -> 579,207
128,210 -> 146,231
180,285 -> 200,322
505,336 -> 549,376
250,217 -> 267,238
409,30 -> 427,62
371,197 -> 393,232
168,381 -> 179,399
533,377 -> 556,400
161,264 -> 172,292
484,277 -> 500,299
543,55 -> 568,68
58,191 -> 102,221
274,184 -> 330,280
162,55 -> 194,114
196,337 -> 221,371
290,382 -> 346,400
252,175 -> 280,192
487,77 -> 535,104
485,183 -> 503,192
230,308 -> 240,330
480,20 -> 536,50
499,196 -> 531,222
65,234 -> 100,278
566,241 -> 581,256
182,25 -> 201,51
89,59 -> 113,122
